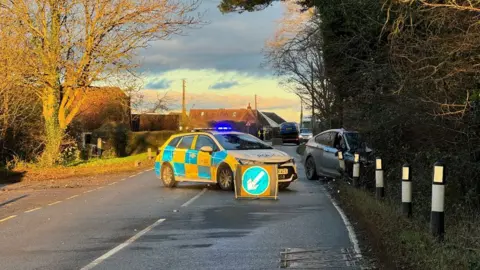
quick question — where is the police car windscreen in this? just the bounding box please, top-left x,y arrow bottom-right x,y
214,134 -> 273,150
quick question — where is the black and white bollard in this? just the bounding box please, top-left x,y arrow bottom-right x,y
375,157 -> 384,199
352,153 -> 360,187
401,163 -> 412,218
431,161 -> 445,241
338,151 -> 345,171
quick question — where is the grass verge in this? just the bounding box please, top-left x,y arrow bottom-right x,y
333,181 -> 480,270
2,153 -> 154,183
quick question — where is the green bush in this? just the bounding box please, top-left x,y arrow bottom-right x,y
127,131 -> 176,155
92,122 -> 131,158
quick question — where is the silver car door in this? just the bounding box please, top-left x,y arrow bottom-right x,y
311,132 -> 330,176
321,132 -> 341,177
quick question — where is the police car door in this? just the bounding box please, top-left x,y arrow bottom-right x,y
173,135 -> 195,178
194,135 -> 218,181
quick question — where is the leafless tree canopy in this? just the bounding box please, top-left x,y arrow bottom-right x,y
0,0 -> 202,165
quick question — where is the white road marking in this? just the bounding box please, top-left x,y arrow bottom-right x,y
0,215 -> 17,223
96,186 -> 104,190
129,175 -> 135,178
181,188 -> 207,207
80,218 -> 166,270
66,195 -> 79,200
48,201 -> 62,206
84,190 -> 94,193
324,188 -> 362,257
108,182 -> 117,186
120,178 -> 126,181
25,207 -> 42,213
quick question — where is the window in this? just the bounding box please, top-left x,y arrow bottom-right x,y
233,112 -> 237,117
168,137 -> 181,147
214,133 -> 273,150
344,132 -> 364,151
195,135 -> 218,151
177,136 -> 194,149
314,132 -> 335,146
201,112 -> 205,117
323,132 -> 336,147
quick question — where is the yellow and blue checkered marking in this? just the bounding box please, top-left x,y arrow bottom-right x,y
155,146 -> 239,181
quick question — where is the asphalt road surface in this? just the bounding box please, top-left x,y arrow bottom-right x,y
0,145 -> 363,270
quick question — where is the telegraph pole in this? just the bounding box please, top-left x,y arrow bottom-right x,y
181,79 -> 188,130
300,98 -> 303,129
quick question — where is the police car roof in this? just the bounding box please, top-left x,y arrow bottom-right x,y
190,130 -> 244,135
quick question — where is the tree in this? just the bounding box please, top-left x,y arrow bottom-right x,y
265,11 -> 337,130
0,0 -> 202,165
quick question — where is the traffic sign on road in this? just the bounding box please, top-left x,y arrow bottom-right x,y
234,164 -> 278,199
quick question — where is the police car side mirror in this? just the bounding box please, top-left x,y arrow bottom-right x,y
200,146 -> 213,154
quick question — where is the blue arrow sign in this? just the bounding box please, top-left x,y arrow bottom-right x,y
242,166 -> 270,196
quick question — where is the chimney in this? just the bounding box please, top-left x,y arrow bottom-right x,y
247,103 -> 252,110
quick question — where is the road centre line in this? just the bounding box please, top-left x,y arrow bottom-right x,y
80,218 -> 166,270
181,188 -> 207,207
96,186 -> 104,190
25,207 -> 42,213
108,182 -> 117,186
66,195 -> 79,200
0,215 -> 17,223
48,201 -> 62,206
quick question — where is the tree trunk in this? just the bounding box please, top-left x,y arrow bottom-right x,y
40,88 -> 64,166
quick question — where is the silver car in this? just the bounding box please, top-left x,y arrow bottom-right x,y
299,128 -> 313,143
302,128 -> 372,180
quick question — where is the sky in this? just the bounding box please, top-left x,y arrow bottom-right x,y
136,0 -> 301,122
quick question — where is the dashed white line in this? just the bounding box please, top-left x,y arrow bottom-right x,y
119,178 -> 126,181
0,215 -> 17,223
181,188 -> 207,207
129,175 -> 135,178
108,182 -> 117,186
25,207 -> 42,213
80,218 -> 166,270
96,186 -> 104,190
48,201 -> 62,206
84,190 -> 94,193
66,195 -> 79,200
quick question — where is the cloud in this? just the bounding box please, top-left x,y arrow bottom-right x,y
145,78 -> 172,90
136,1 -> 284,76
209,81 -> 239,90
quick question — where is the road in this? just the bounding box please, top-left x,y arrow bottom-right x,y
0,145 -> 363,270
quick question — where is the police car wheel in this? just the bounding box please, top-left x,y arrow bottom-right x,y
161,163 -> 177,188
217,165 -> 234,191
305,157 -> 319,180
278,183 -> 290,190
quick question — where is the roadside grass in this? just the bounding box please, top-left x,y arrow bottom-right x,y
2,153 -> 155,183
335,181 -> 480,270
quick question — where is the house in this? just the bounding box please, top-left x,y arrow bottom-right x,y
188,104 -> 287,135
73,86 -> 130,131
131,113 -> 180,132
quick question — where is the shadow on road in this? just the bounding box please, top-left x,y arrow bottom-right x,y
0,170 -> 26,186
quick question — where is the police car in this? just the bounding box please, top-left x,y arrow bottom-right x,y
154,126 -> 298,191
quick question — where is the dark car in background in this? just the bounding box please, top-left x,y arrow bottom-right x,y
302,128 -> 374,179
279,122 -> 300,145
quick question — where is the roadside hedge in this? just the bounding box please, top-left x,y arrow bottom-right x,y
127,131 -> 176,155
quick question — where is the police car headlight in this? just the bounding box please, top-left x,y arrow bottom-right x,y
236,158 -> 263,165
